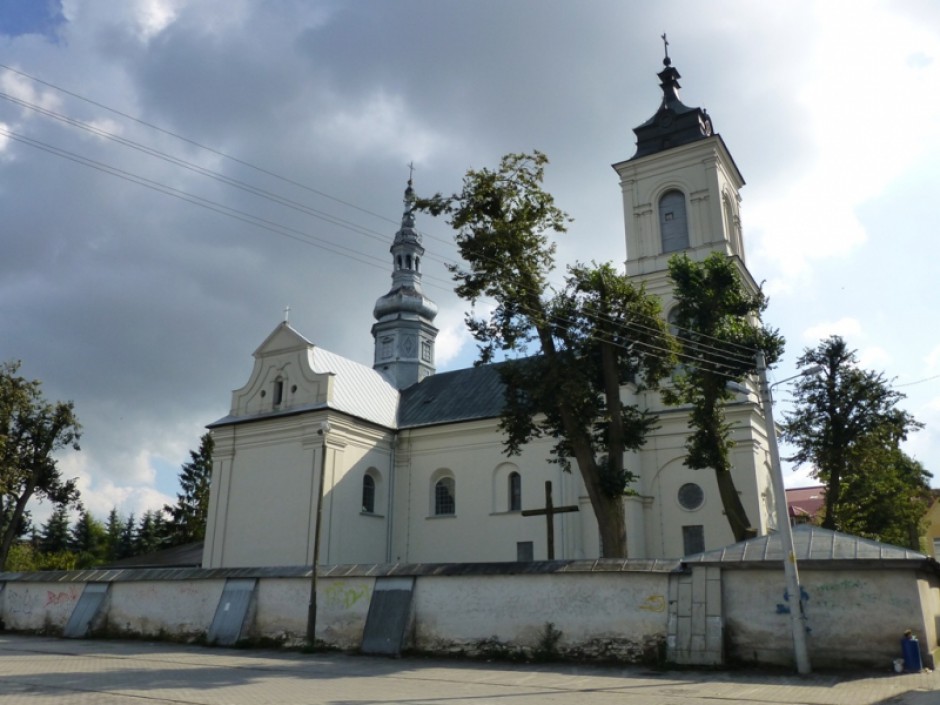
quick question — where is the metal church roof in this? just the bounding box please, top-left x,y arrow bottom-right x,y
399,363 -> 507,428
308,346 -> 399,428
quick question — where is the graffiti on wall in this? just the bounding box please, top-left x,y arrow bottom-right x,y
638,594 -> 666,613
324,581 -> 371,610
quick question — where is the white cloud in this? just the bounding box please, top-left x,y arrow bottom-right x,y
925,345 -> 940,374
752,3 -> 940,288
857,346 -> 891,370
312,90 -> 445,166
801,317 -> 863,343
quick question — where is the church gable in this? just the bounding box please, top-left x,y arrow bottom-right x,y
216,322 -> 400,428
228,322 -> 332,419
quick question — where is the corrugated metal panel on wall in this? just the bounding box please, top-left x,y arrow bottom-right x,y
361,576 -> 415,656
63,583 -> 109,638
207,578 -> 257,646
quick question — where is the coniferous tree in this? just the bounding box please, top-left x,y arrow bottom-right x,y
69,509 -> 106,566
104,508 -> 127,561
134,510 -> 165,555
119,512 -> 136,559
164,433 -> 214,546
40,506 -> 71,554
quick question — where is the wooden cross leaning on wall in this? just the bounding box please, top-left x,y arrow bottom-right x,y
521,480 -> 579,560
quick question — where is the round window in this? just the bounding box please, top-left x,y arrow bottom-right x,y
677,482 -> 704,510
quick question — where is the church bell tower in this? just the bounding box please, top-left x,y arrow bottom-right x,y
612,43 -> 756,307
372,178 -> 439,389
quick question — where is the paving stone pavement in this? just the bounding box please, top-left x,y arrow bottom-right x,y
0,634 -> 938,705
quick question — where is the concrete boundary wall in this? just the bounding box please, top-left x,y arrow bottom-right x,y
0,561 -> 677,661
1,559 -> 938,669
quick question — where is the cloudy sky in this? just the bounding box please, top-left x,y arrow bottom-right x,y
1,0 -> 939,524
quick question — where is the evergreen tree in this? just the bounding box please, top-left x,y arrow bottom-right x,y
69,509 -> 106,566
134,510 -> 165,555
104,508 -> 127,561
164,433 -> 214,546
40,506 -> 71,553
118,512 -> 135,559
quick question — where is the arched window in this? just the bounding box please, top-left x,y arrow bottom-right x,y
362,474 -> 376,513
659,190 -> 689,253
434,477 -> 456,516
508,472 -> 522,511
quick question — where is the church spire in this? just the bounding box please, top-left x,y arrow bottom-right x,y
371,175 -> 439,389
631,37 -> 714,160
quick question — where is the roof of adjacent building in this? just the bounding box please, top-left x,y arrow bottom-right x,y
786,485 -> 826,519
399,363 -> 507,428
683,525 -> 932,567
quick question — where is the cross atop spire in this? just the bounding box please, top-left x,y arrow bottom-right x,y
661,32 -> 670,66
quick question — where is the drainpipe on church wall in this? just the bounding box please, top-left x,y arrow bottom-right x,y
386,437 -> 396,562
306,421 -> 331,646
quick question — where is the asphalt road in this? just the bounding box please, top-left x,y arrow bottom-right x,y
0,634 -> 937,704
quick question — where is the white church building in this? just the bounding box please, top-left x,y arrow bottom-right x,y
201,54 -> 778,569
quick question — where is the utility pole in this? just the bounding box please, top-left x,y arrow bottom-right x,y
306,420 -> 331,646
756,351 -> 812,675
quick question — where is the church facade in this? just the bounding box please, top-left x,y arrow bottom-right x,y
201,55 -> 778,569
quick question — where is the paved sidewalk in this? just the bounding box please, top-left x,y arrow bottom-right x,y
0,634 -> 937,704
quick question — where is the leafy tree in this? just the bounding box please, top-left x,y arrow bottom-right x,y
40,506 -> 71,553
0,495 -> 32,543
783,336 -> 924,536
666,253 -> 784,542
163,433 -> 214,546
70,509 -> 107,567
0,361 -> 82,569
837,443 -> 930,549
417,152 -> 675,557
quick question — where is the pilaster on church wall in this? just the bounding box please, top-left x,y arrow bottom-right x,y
202,426 -> 236,569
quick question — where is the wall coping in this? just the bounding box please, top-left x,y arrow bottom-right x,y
0,558 -> 683,584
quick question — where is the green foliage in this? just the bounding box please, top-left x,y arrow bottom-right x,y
783,336 -> 926,541
534,622 -> 564,661
666,253 -> 784,541
163,433 -> 214,546
0,360 -> 82,569
416,153 -> 675,557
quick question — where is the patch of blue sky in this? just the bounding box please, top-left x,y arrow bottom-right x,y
0,0 -> 65,40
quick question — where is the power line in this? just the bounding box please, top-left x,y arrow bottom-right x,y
0,66 -> 769,372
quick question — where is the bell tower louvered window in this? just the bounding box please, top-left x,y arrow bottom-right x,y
659,190 -> 689,253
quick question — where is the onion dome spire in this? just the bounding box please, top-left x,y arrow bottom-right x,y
631,35 -> 714,159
